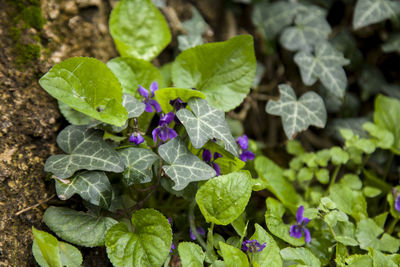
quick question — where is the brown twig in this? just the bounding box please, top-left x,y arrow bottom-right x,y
15,194 -> 55,216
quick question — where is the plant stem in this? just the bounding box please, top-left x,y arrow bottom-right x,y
388,218 -> 399,234
189,200 -> 207,250
329,165 -> 341,189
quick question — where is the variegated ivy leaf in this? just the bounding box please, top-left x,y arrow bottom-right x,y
45,125 -> 124,178
353,0 -> 400,29
56,171 -> 112,208
266,84 -> 327,139
118,148 -> 159,185
122,93 -> 146,118
176,98 -> 239,157
158,137 -> 216,190
252,1 -> 300,40
382,33 -> 400,53
280,7 -> 331,52
294,42 -> 350,98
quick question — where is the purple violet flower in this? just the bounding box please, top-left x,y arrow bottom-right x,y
241,239 -> 266,253
169,98 -> 187,111
236,135 -> 255,162
289,206 -> 311,243
202,149 -> 222,176
152,112 -> 178,143
138,81 -> 162,113
189,227 -> 205,240
395,194 -> 400,212
129,132 -> 144,145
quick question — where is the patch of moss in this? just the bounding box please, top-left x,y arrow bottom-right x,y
9,27 -> 22,41
20,6 -> 46,30
15,43 -> 41,65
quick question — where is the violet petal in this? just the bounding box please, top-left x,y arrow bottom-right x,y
138,85 -> 149,98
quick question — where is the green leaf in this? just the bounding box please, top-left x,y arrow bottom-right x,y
58,101 -> 93,125
178,242 -> 205,267
280,247 -> 321,267
340,174 -> 362,190
252,1 -> 300,40
250,224 -> 282,267
154,87 -> 206,113
172,35 -> 256,111
363,186 -> 382,197
55,171 -> 112,208
32,227 -> 83,267
382,33 -> 400,53
160,63 -> 172,87
196,171 -> 252,225
353,0 -> 400,29
280,7 -> 331,52
158,137 -> 216,190
44,125 -> 124,178
122,93 -> 146,118
266,84 -> 327,139
330,146 -> 349,165
356,218 -> 400,253
286,140 -> 305,156
294,42 -> 349,99
265,198 -> 304,246
43,206 -> 117,247
177,98 -> 239,157
316,169 -> 329,184
374,95 -> 400,154
118,147 -> 159,185
219,242 -> 249,267
333,221 -> 359,246
105,209 -> 172,267
329,184 -> 367,221
255,156 -> 301,210
107,57 -> 162,96
109,0 -> 171,60
39,57 -> 128,126
368,248 -> 398,267
387,193 -> 400,219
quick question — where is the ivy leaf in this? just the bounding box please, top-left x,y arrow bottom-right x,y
252,1 -> 300,40
122,93 -> 146,118
118,147 -> 159,185
382,33 -> 400,53
353,0 -> 400,29
177,98 -> 239,157
329,184 -> 367,221
39,57 -> 128,126
43,206 -> 117,247
158,137 -> 216,190
172,35 -> 256,111
44,125 -> 124,178
265,197 -> 304,246
107,57 -> 162,96
56,171 -> 112,208
280,247 -> 321,267
356,218 -> 400,253
178,242 -> 205,267
32,227 -> 83,267
266,84 -> 327,139
250,224 -> 282,267
58,101 -> 93,126
219,242 -> 249,267
294,42 -> 349,99
280,8 -> 331,52
105,209 -> 172,267
374,95 -> 400,154
196,171 -> 252,225
154,87 -> 206,113
109,0 -> 171,60
255,156 -> 301,211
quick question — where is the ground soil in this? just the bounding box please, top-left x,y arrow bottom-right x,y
0,0 -> 230,266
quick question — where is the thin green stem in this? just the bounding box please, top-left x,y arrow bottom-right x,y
188,200 -> 207,250
388,218 -> 399,235
383,152 -> 394,181
329,165 -> 341,189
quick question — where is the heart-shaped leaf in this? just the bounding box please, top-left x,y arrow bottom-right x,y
177,98 -> 239,157
219,242 -> 249,267
172,35 -> 256,111
107,57 -> 163,96
294,42 -> 349,98
55,171 -> 112,208
109,0 -> 171,60
105,209 -> 172,267
43,206 -> 117,247
118,147 -> 159,185
158,137 -> 216,190
280,247 -> 321,267
266,84 -> 327,139
178,242 -> 205,267
250,224 -> 282,267
44,125 -> 124,178
353,0 -> 400,29
154,87 -> 206,113
196,171 -> 252,225
58,101 -> 93,126
39,57 -> 128,126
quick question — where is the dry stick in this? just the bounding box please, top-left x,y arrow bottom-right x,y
15,194 -> 56,216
